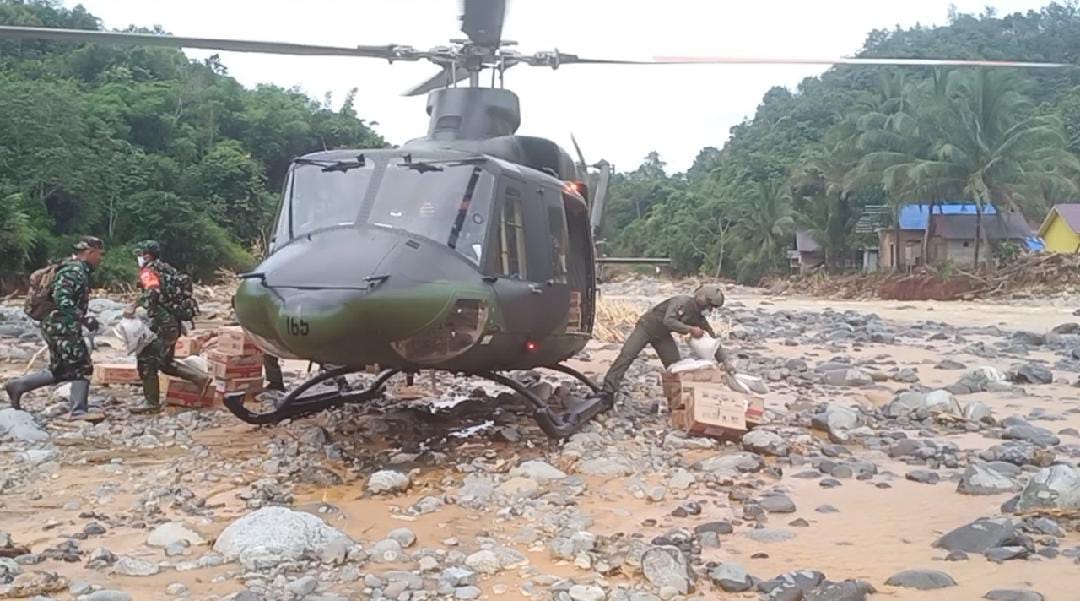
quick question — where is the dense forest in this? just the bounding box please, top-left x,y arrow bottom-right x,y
0,0 -> 385,285
5,2 -> 1080,286
603,2 -> 1080,282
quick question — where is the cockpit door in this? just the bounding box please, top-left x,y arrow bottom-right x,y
485,175 -> 567,337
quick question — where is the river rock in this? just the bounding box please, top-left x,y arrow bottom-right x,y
957,464 -> 1020,495
805,580 -> 877,601
1003,424 -> 1060,448
741,429 -> 788,456
367,470 -> 411,494
1009,364 -> 1053,385
823,369 -> 872,387
812,404 -> 859,442
759,494 -> 797,513
0,409 -> 48,442
641,545 -> 692,594
147,523 -> 205,548
568,585 -> 606,601
885,569 -> 957,590
213,506 -> 351,569
934,518 -> 1018,553
693,452 -> 764,476
964,401 -> 994,423
511,460 -> 567,481
1015,464 -> 1080,512
707,562 -> 753,593
112,557 -> 160,577
984,589 -> 1045,601
923,390 -> 962,415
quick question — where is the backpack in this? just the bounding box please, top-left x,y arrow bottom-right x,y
159,264 -> 199,322
24,262 -> 63,321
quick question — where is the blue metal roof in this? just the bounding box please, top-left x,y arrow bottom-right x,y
898,203 -> 997,230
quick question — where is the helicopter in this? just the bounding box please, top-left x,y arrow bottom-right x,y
2,1 -> 1075,438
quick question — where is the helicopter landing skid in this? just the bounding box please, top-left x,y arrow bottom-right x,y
475,368 -> 611,439
223,366 -> 400,425
223,364 -> 611,439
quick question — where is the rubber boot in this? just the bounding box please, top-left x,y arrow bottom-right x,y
4,370 -> 56,410
131,374 -> 163,415
68,379 -> 104,421
168,361 -> 210,390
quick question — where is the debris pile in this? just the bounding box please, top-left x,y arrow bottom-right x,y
768,252 -> 1080,300
594,298 -> 641,343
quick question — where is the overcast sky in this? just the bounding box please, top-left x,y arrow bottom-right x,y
65,0 -> 1052,172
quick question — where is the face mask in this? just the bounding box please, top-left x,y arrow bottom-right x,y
137,256 -> 146,268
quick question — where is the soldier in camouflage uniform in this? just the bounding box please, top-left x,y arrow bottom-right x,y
601,284 -> 727,396
5,236 -> 105,420
125,241 -> 209,414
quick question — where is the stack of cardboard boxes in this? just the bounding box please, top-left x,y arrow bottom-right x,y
163,326 -> 264,408
662,365 -> 765,439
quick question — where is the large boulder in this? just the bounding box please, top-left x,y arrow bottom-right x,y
934,518 -> 1018,553
957,464 -> 1020,496
1003,424 -> 1060,448
1015,464 -> 1080,513
641,545 -> 692,594
812,404 -> 859,443
213,506 -> 352,569
1008,364 -> 1053,385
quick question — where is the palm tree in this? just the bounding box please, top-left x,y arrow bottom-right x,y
729,179 -> 795,283
907,69 -> 1079,265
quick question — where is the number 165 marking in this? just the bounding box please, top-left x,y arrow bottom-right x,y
287,316 -> 309,337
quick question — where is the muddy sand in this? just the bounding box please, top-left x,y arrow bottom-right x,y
0,287 -> 1077,600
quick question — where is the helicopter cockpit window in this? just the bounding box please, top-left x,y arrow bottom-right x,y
368,163 -> 495,266
280,162 -> 375,240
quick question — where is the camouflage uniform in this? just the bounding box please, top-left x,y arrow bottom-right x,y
602,295 -> 716,394
42,260 -> 93,381
136,259 -> 183,381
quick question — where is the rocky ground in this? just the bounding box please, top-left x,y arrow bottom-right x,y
1,283 -> 1078,601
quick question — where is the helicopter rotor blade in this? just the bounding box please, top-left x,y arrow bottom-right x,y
648,55 -> 1076,69
460,0 -> 506,47
524,50 -> 1076,70
0,25 -> 409,59
403,67 -> 472,97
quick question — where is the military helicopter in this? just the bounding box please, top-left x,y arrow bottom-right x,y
2,1 -> 1074,438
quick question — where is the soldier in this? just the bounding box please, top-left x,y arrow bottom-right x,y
601,283 -> 726,396
125,240 -> 209,414
4,236 -> 105,420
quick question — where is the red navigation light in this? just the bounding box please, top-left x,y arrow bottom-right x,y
525,340 -> 540,353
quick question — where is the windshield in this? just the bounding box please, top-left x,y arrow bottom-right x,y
274,162 -> 375,243
368,163 -> 496,266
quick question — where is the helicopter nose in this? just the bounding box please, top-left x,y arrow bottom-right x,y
234,226 -> 488,366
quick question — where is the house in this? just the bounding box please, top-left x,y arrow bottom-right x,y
1038,204 -> 1080,253
926,212 -> 1033,266
877,203 -> 1020,270
790,230 -> 824,273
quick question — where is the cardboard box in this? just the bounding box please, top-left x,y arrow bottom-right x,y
92,363 -> 140,386
670,381 -> 766,438
217,326 -> 260,356
211,361 -> 264,381
162,375 -> 215,408
680,382 -> 750,437
207,350 -> 263,367
174,337 -> 202,358
662,366 -> 728,405
214,376 -> 264,395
